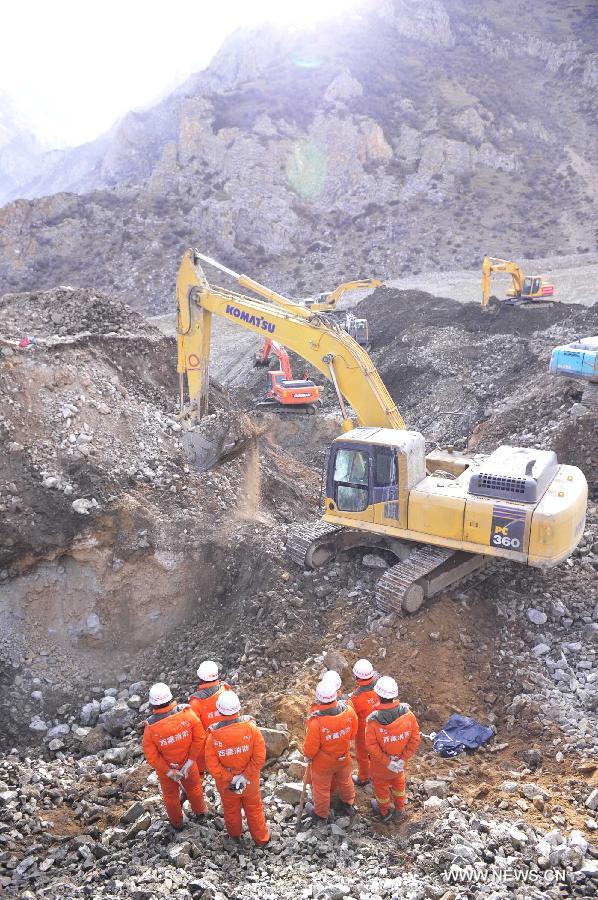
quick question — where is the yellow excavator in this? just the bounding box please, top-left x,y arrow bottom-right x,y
177,249 -> 587,614
481,257 -> 557,311
304,279 -> 383,312
304,278 -> 382,349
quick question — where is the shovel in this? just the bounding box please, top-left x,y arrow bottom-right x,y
295,765 -> 311,834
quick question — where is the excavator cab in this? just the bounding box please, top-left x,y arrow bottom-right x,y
344,313 -> 370,348
324,429 -> 426,528
520,276 -> 541,298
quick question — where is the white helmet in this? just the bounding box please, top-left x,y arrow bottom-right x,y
149,682 -> 173,706
374,676 -> 398,700
197,660 -> 219,682
352,658 -> 374,680
216,690 -> 241,716
321,670 -> 342,692
316,681 -> 337,704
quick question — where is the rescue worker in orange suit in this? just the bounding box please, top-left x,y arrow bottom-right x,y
204,690 -> 270,846
348,658 -> 380,787
303,680 -> 358,823
188,660 -> 231,782
365,675 -> 420,823
309,670 -> 342,713
142,682 -> 207,830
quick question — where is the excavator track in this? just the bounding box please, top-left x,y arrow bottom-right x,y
288,524 -> 491,614
254,399 -> 319,415
286,522 -> 343,569
375,545 -> 456,615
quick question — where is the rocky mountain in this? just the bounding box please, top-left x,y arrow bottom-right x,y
0,94 -> 48,204
1,0 -> 597,314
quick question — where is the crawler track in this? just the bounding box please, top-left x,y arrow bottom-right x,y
375,545 -> 455,614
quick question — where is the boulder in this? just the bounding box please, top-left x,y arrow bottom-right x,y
100,696 -> 116,714
522,748 -> 543,769
126,812 -> 151,839
288,760 -> 308,780
103,746 -> 128,765
527,608 -> 547,626
585,788 -> 598,810
508,826 -> 528,848
322,650 -> 348,673
72,726 -> 91,741
120,801 -> 145,825
275,782 -> 306,804
261,728 -> 290,759
79,725 -> 109,754
47,724 -> 70,740
29,716 -> 47,736
423,779 -> 449,798
99,699 -> 137,735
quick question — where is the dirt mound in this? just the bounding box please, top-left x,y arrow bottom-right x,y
349,288 -> 598,453
360,287 -> 598,345
0,286 -> 147,341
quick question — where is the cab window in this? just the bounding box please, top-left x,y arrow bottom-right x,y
333,449 -> 369,512
374,448 -> 397,486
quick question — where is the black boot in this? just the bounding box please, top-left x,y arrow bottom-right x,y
311,812 -> 329,825
352,774 -> 370,788
370,799 -> 393,823
337,800 -> 357,818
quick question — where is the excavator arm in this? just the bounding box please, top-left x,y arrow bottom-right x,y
176,249 -> 404,430
307,278 -> 383,312
257,339 -> 293,380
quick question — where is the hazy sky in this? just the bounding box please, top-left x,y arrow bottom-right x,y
1,0 -> 361,148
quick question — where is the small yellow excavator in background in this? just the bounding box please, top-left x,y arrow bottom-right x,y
304,279 -> 382,348
304,278 -> 384,312
176,249 -> 587,614
481,257 -> 557,311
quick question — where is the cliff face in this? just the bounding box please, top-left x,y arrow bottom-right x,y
1,0 -> 597,313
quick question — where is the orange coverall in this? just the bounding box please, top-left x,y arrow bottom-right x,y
348,676 -> 380,782
142,702 -> 206,827
303,701 -> 358,819
365,701 -> 420,816
205,715 -> 270,846
188,680 -> 231,771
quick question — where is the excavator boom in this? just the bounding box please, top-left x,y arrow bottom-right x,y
176,249 -> 404,430
306,278 -> 383,312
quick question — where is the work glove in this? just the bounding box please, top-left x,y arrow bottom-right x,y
230,774 -> 249,793
179,759 -> 194,779
387,757 -> 404,774
167,768 -> 183,783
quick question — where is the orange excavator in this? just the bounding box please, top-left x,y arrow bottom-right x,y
254,339 -> 322,414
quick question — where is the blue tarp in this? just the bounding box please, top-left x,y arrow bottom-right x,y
432,714 -> 495,758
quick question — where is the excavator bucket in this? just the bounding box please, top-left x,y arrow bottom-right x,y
181,411 -> 256,471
